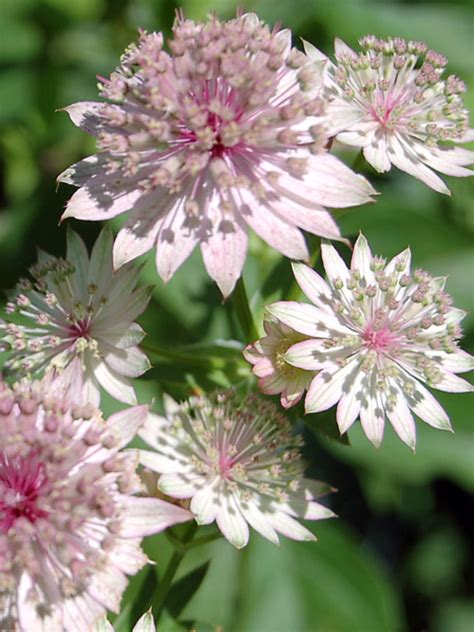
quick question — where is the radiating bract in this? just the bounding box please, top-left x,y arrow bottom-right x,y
305,36 -> 474,194
0,226 -> 151,405
58,13 -> 375,296
139,391 -> 335,548
0,377 -> 192,632
266,234 -> 473,448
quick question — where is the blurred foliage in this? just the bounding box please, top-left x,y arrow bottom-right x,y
1,0 -> 473,631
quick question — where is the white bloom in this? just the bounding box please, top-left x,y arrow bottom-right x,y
58,14 -> 376,297
139,392 -> 335,548
305,36 -> 474,194
0,226 -> 152,405
267,235 -> 473,448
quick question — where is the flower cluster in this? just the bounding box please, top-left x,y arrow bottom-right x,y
0,227 -> 151,405
139,391 -> 334,548
58,13 -> 375,296
0,377 -> 191,631
246,234 -> 473,448
0,8 -> 473,629
305,36 -> 474,194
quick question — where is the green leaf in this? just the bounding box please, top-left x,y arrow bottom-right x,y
182,523 -> 404,632
166,562 -> 211,619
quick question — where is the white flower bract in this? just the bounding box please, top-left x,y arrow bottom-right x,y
139,391 -> 335,548
305,36 -> 474,194
266,234 -> 473,448
0,226 -> 152,405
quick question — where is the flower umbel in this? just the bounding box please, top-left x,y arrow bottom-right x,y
305,36 -> 474,194
266,235 -> 473,448
243,317 -> 313,408
58,12 -> 375,296
139,391 -> 335,548
0,378 -> 192,632
0,226 -> 152,405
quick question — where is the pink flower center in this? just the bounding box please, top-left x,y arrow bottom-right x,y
362,324 -> 396,353
218,452 -> 235,479
178,78 -> 245,158
68,319 -> 90,340
0,453 -> 49,533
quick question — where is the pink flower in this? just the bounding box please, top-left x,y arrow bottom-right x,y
0,226 -> 151,405
0,377 -> 192,632
58,13 -> 375,297
139,392 -> 335,548
305,36 -> 474,194
267,235 -> 473,448
243,317 -> 313,408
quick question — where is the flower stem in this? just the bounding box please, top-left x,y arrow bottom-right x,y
141,343 -> 226,368
231,276 -> 259,343
351,149 -> 365,172
152,521 -> 199,622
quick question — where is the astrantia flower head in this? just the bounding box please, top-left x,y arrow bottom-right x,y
265,235 -> 474,448
243,317 -> 313,408
305,36 -> 474,194
0,378 -> 192,632
0,226 -> 151,405
139,391 -> 335,548
58,12 -> 375,296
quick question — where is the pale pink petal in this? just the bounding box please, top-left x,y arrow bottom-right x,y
92,360 -> 137,404
190,483 -> 219,525
107,405 -> 148,449
305,359 -> 360,414
215,494 -> 249,548
104,346 -> 151,378
133,612 -> 156,632
336,369 -> 366,434
158,472 -> 202,498
363,133 -> 391,172
155,199 -> 200,282
359,379 -> 385,447
388,135 -> 451,195
385,389 -> 417,450
201,196 -> 248,298
118,497 -> 192,537
266,510 -> 316,541
234,187 -> 309,260
62,183 -> 142,221
239,501 -> 280,545
60,101 -> 105,135
268,301 -> 353,338
291,262 -> 333,309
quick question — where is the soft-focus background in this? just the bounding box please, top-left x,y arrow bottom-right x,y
1,0 -> 473,630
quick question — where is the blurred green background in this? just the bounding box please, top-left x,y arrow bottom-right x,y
1,0 -> 473,631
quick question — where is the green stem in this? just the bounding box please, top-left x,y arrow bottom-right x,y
231,276 -> 259,343
141,343 -> 226,369
351,148 -> 365,172
152,522 -> 199,623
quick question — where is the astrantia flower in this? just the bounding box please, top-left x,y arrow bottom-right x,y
243,317 -> 313,408
305,36 -> 474,194
0,226 -> 151,405
139,391 -> 335,548
266,235 -> 474,448
58,12 -> 375,297
0,379 -> 192,632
